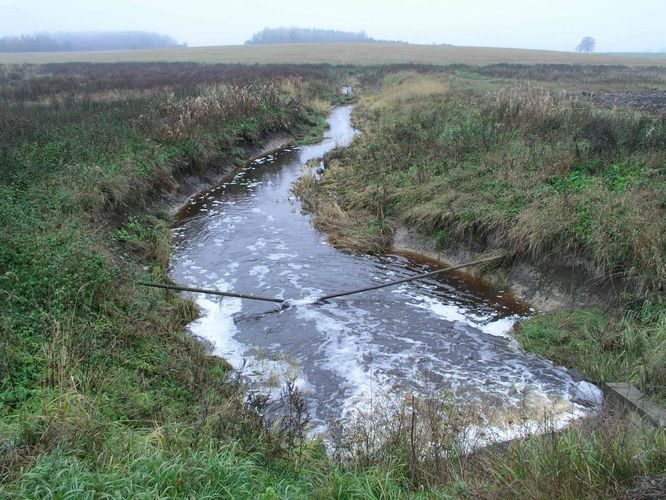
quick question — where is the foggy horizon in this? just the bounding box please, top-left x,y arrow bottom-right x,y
1,0 -> 665,53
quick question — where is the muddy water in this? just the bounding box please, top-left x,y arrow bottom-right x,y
170,106 -> 600,441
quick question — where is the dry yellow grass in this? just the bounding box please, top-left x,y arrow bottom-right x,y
1,43 -> 665,66
366,72 -> 450,111
292,171 -> 390,253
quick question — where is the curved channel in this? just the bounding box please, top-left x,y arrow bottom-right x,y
169,106 -> 601,441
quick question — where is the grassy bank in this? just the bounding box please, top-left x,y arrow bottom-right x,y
0,62 -> 337,492
2,62 -> 664,498
0,63 -> 339,408
295,68 -> 666,404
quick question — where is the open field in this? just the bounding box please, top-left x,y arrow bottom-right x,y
607,52 -> 666,60
2,43 -> 666,66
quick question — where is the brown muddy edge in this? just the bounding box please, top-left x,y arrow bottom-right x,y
392,226 -> 624,313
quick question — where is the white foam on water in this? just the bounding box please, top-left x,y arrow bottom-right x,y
189,281 -> 310,397
479,316 -> 520,338
248,265 -> 270,284
461,377 -> 602,448
572,381 -> 604,408
408,294 -> 518,339
284,295 -> 321,307
295,304 -> 396,421
247,239 -> 267,252
460,403 -> 591,452
268,253 -> 297,261
411,297 -> 470,324
188,282 -> 243,365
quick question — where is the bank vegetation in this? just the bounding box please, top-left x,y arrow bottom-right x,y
296,68 -> 666,406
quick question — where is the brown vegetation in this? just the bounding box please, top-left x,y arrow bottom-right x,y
1,43 -> 666,66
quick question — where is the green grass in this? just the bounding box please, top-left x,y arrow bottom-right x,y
2,395 -> 663,498
0,63 -> 339,484
516,303 -> 666,403
0,445 -> 414,499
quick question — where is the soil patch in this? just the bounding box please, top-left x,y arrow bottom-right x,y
592,90 -> 666,113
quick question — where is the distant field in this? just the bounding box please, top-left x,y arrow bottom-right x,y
1,43 -> 666,66
604,52 -> 666,60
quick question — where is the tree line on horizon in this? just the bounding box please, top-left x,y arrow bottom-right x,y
0,31 -> 184,53
245,27 -> 405,45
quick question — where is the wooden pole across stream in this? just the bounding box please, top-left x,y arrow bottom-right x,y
138,282 -> 285,304
139,254 -> 504,306
316,254 -> 504,302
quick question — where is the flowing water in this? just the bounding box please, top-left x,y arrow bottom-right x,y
170,106 -> 601,442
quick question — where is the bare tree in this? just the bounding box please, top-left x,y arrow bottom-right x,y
576,36 -> 596,54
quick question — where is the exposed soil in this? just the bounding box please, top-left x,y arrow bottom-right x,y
592,90 -> 666,113
392,226 -> 625,312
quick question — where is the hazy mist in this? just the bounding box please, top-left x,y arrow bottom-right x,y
0,0 -> 664,52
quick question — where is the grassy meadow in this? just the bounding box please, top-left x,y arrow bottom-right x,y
1,60 -> 665,497
1,43 -> 666,66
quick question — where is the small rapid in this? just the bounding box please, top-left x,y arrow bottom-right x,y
169,106 -> 601,442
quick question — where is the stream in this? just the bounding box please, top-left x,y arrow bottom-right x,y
169,105 -> 601,443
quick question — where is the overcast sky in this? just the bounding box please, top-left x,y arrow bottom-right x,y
0,0 -> 664,52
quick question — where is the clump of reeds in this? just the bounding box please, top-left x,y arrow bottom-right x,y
158,78 -> 305,142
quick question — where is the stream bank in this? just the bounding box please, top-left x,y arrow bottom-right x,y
392,226 -> 619,313
293,72 -> 665,408
169,105 -> 604,446
161,134 -> 295,217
